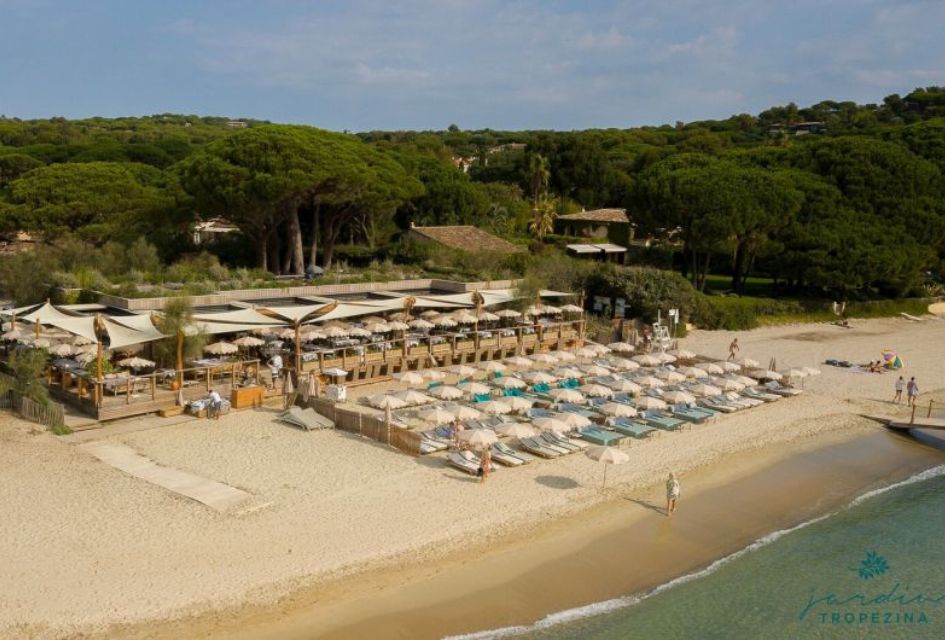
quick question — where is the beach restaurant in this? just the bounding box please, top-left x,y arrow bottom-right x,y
0,280 -> 584,422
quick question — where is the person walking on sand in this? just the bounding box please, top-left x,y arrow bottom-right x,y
478,447 -> 492,484
728,338 -> 740,361
893,376 -> 904,404
666,472 -> 680,516
907,377 -> 919,407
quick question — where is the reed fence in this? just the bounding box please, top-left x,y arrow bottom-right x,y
306,397 -> 422,456
0,374 -> 66,431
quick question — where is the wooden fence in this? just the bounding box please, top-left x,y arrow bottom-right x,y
305,397 -> 422,456
0,383 -> 66,431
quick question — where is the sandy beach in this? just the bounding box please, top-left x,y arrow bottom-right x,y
2,315 -> 944,640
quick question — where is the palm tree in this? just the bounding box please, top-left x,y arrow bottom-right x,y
527,153 -> 550,208
529,195 -> 557,244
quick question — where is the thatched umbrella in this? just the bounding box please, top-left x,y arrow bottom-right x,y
204,341 -> 238,356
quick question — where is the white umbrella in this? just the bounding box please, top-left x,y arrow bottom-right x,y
598,402 -> 637,417
532,417 -> 571,434
372,395 -> 407,410
607,342 -> 635,353
480,361 -> 506,374
635,396 -> 668,410
450,364 -> 479,378
715,360 -> 741,372
586,446 -> 629,489
548,388 -> 585,403
524,371 -> 557,384
580,384 -> 613,398
669,349 -> 696,359
711,377 -> 745,391
694,362 -> 724,375
633,376 -> 664,388
736,357 -> 760,368
656,370 -> 686,383
608,358 -> 640,371
458,381 -> 491,395
429,385 -> 464,400
554,412 -> 592,428
393,389 -> 435,405
632,354 -> 661,366
48,343 -> 78,357
496,423 -> 536,438
663,390 -> 696,404
574,347 -> 598,359
689,383 -> 722,397
530,353 -> 558,364
554,367 -> 584,379
233,336 -> 265,347
451,405 -> 483,420
495,309 -> 522,318
677,366 -> 709,378
409,319 -> 434,330
418,407 -> 456,424
731,375 -> 758,386
478,400 -> 512,415
607,379 -> 642,395
422,369 -> 447,380
494,376 -> 527,390
204,341 -> 239,355
394,371 -> 425,386
551,350 -> 577,362
748,369 -> 782,381
459,429 -> 498,449
503,396 -> 534,412
582,364 -> 611,377
504,356 -> 533,368
118,356 -> 155,369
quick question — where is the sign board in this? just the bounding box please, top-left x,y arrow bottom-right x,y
593,296 -> 609,312
614,297 -> 626,318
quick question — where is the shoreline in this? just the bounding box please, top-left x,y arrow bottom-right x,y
101,425 -> 945,640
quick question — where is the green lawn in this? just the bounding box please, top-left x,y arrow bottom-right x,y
702,274 -> 778,298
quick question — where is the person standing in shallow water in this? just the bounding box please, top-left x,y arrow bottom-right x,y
666,472 -> 680,516
728,338 -> 739,361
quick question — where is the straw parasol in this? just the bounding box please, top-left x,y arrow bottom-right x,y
480,361 -> 506,374
372,394 -> 407,410
586,446 -> 629,489
478,400 -> 512,415
748,369 -> 782,381
715,360 -> 741,372
503,396 -> 533,412
524,371 -> 557,384
433,317 -> 458,328
365,321 -> 391,334
394,371 -> 425,386
233,336 -> 266,348
495,309 -> 522,318
48,343 -> 78,357
551,350 -> 577,362
554,367 -> 583,379
422,369 -> 447,380
688,383 -> 722,397
450,364 -> 479,378
663,390 -> 696,404
118,356 -> 155,369
694,362 -> 724,375
504,356 -> 533,368
597,402 -> 637,417
1,329 -> 21,341
560,304 -> 584,314
607,342 -> 635,353
530,353 -> 558,364
393,389 -> 435,405
532,417 -> 571,434
608,358 -> 640,371
408,319 -> 434,330
496,422 -> 536,438
478,311 -> 500,322
581,364 -> 611,377
429,385 -> 464,400
632,354 -> 661,366
736,357 -> 760,368
204,341 -> 238,355
656,352 -> 677,364
451,405 -> 483,420
548,388 -> 585,403
635,396 -> 668,410
656,370 -> 686,384
494,376 -> 526,390
711,377 -> 745,391
574,346 -> 598,359
418,407 -> 456,424
323,326 -> 350,338
387,321 -> 410,331
74,351 -> 95,364
633,376 -> 664,388
607,379 -> 642,394
677,366 -> 709,378
580,384 -> 613,398
419,310 -> 441,319
347,327 -> 372,338
669,349 -> 696,359
458,381 -> 491,395
452,312 -> 479,325
780,368 -> 809,379
554,412 -> 591,428
459,429 -> 498,450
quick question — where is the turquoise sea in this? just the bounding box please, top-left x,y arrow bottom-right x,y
455,463 -> 945,640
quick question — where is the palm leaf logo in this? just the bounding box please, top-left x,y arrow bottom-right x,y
853,551 -> 889,580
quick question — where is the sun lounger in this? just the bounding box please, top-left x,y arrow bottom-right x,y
494,441 -> 534,464
578,427 -> 626,446
724,391 -> 764,407
764,381 -> 803,396
610,418 -> 656,439
541,431 -> 585,452
277,407 -> 334,431
638,411 -> 685,431
698,396 -> 740,413
420,438 -> 447,454
489,443 -> 525,466
519,436 -> 563,458
447,451 -> 480,475
741,387 -> 781,402
668,404 -> 711,423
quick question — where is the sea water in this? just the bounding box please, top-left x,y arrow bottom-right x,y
456,464 -> 945,640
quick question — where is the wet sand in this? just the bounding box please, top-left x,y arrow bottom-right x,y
124,427 -> 945,640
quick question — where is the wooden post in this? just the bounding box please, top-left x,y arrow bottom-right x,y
206,367 -> 211,392
319,351 -> 325,373
151,375 -> 156,400
176,330 -> 184,387
126,376 -> 132,404
294,322 -> 302,375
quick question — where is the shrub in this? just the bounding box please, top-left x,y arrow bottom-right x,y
585,264 -> 699,323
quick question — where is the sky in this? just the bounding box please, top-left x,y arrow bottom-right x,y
1,0 -> 944,131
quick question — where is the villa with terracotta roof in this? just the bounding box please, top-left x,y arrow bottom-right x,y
407,224 -> 526,254
555,208 -> 633,245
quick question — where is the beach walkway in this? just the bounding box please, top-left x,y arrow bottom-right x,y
80,442 -> 251,512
